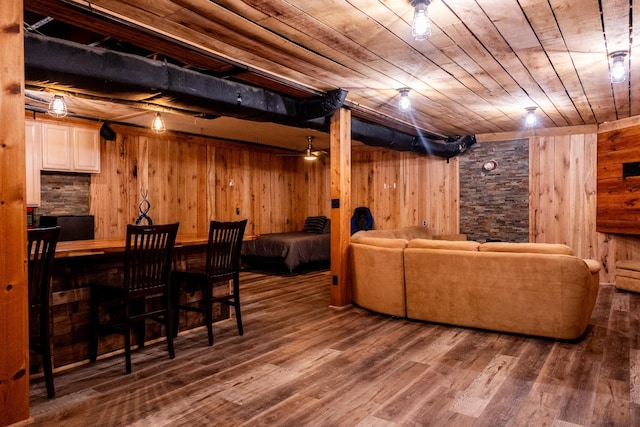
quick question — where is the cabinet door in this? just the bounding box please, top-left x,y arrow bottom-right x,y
42,123 -> 73,171
25,121 -> 42,206
73,128 -> 100,173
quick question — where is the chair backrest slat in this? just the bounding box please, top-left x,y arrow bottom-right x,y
206,220 -> 247,281
124,223 -> 179,294
27,227 -> 61,310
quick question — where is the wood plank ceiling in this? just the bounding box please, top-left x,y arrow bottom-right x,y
23,0 -> 636,141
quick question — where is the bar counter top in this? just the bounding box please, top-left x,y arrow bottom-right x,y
54,234 -> 210,258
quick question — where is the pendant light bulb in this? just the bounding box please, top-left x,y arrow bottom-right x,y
525,107 -> 537,128
151,112 -> 166,134
48,95 -> 68,118
610,51 -> 627,83
398,88 -> 411,112
304,136 -> 317,161
304,144 -> 317,161
412,0 -> 432,40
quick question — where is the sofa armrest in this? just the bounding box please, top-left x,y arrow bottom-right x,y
583,259 -> 601,274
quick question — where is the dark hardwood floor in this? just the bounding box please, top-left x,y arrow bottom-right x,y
30,269 -> 640,426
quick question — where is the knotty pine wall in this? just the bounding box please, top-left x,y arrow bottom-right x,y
46,117 -> 640,286
351,145 -> 460,235
91,124 -> 329,239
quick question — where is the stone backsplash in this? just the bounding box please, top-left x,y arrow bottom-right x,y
35,172 -> 91,226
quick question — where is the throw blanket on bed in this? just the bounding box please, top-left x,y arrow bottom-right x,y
241,231 -> 330,272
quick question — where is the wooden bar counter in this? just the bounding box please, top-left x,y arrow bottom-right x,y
42,235 -> 228,372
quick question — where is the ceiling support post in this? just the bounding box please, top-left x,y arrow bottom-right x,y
329,108 -> 352,309
0,0 -> 30,425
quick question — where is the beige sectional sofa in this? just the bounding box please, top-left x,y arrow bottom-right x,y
350,228 -> 601,340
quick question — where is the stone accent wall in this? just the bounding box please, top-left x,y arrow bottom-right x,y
459,139 -> 529,243
36,172 -> 91,225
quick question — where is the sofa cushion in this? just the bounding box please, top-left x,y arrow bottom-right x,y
433,233 -> 468,241
351,229 -> 397,242
616,260 -> 640,272
479,242 -> 574,255
408,239 -> 480,251
352,236 -> 408,248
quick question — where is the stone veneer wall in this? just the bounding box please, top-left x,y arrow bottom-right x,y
459,139 -> 529,243
36,172 -> 91,226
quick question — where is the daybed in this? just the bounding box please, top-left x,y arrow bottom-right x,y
350,228 -> 601,340
241,216 -> 330,272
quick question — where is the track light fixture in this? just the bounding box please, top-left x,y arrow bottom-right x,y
525,107 -> 537,128
398,88 -> 411,112
411,0 -> 432,40
151,112 -> 166,134
47,94 -> 68,118
610,51 -> 627,83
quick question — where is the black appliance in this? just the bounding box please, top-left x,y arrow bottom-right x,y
39,215 -> 95,241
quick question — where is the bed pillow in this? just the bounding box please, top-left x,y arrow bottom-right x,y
302,216 -> 328,233
322,218 -> 331,233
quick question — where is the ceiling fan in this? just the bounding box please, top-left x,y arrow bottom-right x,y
279,136 -> 327,161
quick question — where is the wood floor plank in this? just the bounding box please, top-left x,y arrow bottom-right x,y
449,354 -> 519,418
29,274 -> 640,426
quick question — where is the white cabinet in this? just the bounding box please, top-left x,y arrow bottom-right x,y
25,120 -> 42,206
41,123 -> 100,173
73,127 -> 101,172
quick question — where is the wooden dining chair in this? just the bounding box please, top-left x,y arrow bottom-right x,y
172,219 -> 247,346
27,226 -> 61,398
89,222 -> 179,374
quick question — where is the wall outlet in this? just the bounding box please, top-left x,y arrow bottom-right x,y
422,220 -> 428,227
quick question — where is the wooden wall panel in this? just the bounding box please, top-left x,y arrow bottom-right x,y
91,125 -> 329,239
425,156 -> 460,234
351,146 -> 459,234
529,133 -> 598,260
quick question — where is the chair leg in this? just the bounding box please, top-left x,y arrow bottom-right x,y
170,275 -> 180,338
133,300 -> 146,349
165,292 -> 176,359
41,341 -> 55,398
40,314 -> 55,398
205,282 -> 214,346
124,304 -> 132,374
89,287 -> 99,362
233,276 -> 243,336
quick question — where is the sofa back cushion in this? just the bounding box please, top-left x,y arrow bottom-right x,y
408,239 -> 480,251
351,236 -> 408,248
433,233 -> 468,241
479,242 -> 573,255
